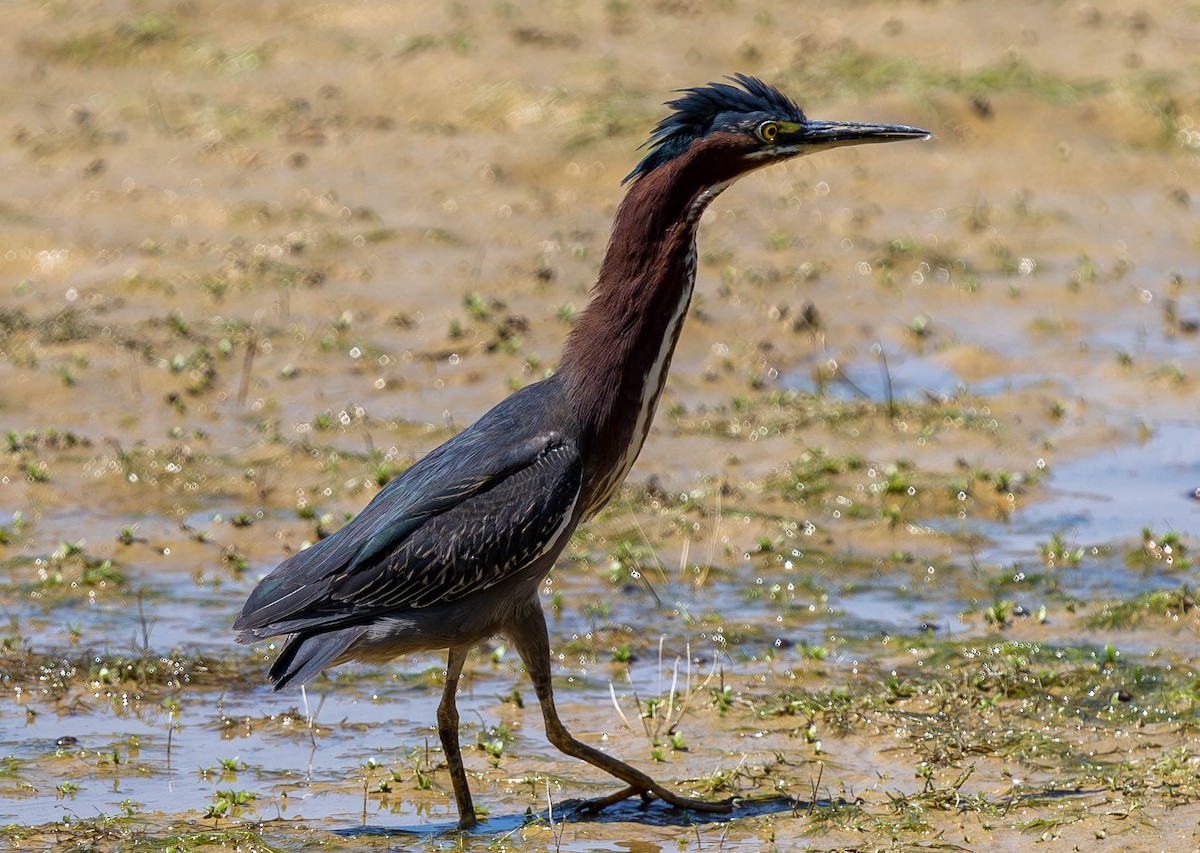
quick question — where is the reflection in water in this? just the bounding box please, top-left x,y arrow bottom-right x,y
615,841 -> 663,853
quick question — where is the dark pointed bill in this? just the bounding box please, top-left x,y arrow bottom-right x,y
789,120 -> 932,150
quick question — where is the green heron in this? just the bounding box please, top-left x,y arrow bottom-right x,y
235,74 -> 928,828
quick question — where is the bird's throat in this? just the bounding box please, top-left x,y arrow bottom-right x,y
583,253 -> 694,516
559,149 -> 741,518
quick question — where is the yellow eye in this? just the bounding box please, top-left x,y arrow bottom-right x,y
757,121 -> 779,142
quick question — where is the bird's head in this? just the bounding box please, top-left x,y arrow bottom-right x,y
624,73 -> 929,185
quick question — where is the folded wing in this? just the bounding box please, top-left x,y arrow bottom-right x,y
234,423 -> 581,642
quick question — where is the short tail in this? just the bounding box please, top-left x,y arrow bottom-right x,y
268,625 -> 368,690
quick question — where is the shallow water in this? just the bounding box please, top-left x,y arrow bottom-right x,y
1,0 -> 1199,847
5,413 -> 1196,830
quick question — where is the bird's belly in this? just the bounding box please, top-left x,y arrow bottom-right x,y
341,536 -> 568,662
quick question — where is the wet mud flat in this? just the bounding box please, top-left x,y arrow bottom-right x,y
1,0 -> 1199,850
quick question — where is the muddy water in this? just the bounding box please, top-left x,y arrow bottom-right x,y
1,0 -> 1199,849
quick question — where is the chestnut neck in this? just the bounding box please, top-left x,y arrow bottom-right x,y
558,132 -> 748,514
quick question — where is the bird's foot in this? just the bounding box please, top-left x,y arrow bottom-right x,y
573,784 -> 646,815
574,783 -> 735,817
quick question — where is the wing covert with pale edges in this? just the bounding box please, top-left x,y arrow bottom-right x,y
234,397 -> 582,639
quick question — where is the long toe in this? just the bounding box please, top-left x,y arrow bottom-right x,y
573,784 -> 646,815
572,784 -> 736,817
656,790 -> 736,814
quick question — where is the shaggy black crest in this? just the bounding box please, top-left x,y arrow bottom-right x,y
624,74 -> 807,184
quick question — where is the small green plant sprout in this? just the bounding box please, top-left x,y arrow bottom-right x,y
219,756 -> 243,773
642,696 -> 665,719
1102,642 -> 1120,668
711,683 -> 734,714
803,723 -> 823,754
1137,528 -> 1189,569
166,309 -> 188,336
479,737 -> 505,766
1068,255 -> 1098,290
668,731 -> 687,751
990,468 -> 1016,493
605,537 -> 655,584
56,780 -> 80,798
984,598 -> 1013,628
37,541 -> 125,590
411,760 -> 433,791
1040,531 -> 1083,568
1150,361 -> 1187,385
800,641 -> 828,660
476,722 -> 512,767
464,291 -> 499,320
582,599 -> 610,626
26,461 -> 50,483
205,789 -> 254,820
611,643 -> 634,664
0,510 -> 27,544
221,547 -> 249,575
906,313 -> 932,338
376,767 -> 405,793
883,464 -> 915,496
116,524 -> 144,545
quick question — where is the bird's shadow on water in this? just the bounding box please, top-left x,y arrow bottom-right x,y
333,795 -> 805,839
332,787 -> 1103,839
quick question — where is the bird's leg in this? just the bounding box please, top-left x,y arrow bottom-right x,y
508,600 -> 733,816
438,646 -> 477,829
